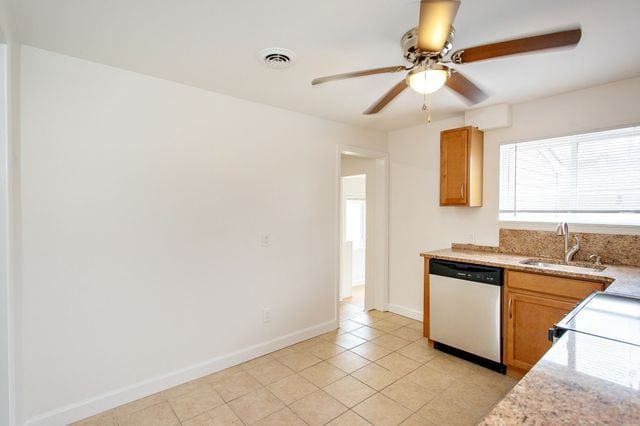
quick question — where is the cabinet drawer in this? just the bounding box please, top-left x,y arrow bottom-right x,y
506,270 -> 604,300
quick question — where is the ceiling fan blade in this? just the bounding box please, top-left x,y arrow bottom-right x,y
451,28 -> 582,64
312,66 -> 406,85
417,0 -> 460,52
363,80 -> 408,115
445,71 -> 488,104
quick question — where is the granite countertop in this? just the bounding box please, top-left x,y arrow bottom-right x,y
420,247 -> 640,298
420,246 -> 640,424
479,330 -> 640,425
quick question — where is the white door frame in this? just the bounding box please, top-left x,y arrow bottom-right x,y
0,36 -> 16,426
336,145 -> 389,315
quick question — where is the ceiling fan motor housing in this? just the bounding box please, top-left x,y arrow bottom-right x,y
401,26 -> 455,64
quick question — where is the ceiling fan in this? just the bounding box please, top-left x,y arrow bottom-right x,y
311,0 -> 581,115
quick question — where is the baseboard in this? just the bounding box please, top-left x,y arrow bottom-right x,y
24,319 -> 338,426
387,303 -> 423,321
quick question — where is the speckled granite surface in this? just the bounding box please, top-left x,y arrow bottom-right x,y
479,331 -> 640,425
450,243 -> 501,253
499,228 -> 640,267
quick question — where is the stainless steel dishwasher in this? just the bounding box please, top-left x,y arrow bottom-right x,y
429,258 -> 505,373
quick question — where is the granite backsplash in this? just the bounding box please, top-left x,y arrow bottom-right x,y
452,229 -> 640,267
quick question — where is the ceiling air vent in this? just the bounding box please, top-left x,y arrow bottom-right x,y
258,48 -> 296,69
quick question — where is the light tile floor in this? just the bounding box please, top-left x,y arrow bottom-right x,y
74,309 -> 517,425
339,299 -> 365,323
341,285 -> 365,309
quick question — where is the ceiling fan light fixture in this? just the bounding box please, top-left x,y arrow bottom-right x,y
407,66 -> 450,94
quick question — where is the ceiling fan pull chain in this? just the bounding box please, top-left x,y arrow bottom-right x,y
422,94 -> 431,123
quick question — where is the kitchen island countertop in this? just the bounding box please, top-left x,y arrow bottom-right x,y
479,330 -> 640,425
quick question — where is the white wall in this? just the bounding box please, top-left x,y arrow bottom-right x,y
341,174 -> 366,199
18,46 -> 386,425
388,76 -> 640,318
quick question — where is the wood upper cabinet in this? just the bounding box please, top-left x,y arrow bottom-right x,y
504,270 -> 606,373
440,126 -> 483,207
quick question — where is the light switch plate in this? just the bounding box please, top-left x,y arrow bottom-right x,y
260,233 -> 271,247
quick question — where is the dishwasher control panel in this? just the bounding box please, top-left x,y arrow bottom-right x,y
430,258 -> 503,286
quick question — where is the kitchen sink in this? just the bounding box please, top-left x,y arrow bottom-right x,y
520,258 -> 607,272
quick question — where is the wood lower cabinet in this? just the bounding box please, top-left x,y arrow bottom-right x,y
504,290 -> 574,371
423,256 -> 430,339
503,270 -> 606,375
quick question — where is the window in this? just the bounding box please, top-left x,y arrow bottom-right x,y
499,125 -> 640,226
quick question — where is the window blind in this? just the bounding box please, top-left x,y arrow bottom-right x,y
499,125 -> 640,225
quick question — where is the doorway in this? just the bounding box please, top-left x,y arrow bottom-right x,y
337,148 -> 389,321
340,174 -> 366,319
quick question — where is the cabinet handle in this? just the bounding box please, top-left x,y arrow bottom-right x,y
460,183 -> 464,198
508,298 -> 513,319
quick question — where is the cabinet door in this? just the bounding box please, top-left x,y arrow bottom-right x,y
504,290 -> 575,371
440,128 -> 468,205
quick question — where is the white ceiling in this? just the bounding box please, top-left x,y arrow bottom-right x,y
10,0 -> 640,131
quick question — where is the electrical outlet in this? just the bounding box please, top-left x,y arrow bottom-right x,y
260,233 -> 271,247
263,308 -> 271,323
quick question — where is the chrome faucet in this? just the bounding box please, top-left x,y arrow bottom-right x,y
556,222 -> 580,263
